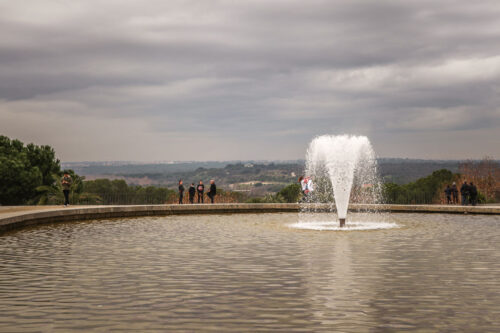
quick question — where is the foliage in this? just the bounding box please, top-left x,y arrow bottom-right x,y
382,169 -> 458,204
0,135 -> 61,205
246,193 -> 286,203
277,183 -> 302,203
82,179 -> 174,205
245,183 -> 303,203
35,170 -> 85,205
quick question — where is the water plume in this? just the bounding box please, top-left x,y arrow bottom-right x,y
303,135 -> 380,226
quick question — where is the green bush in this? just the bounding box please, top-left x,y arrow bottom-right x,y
383,169 -> 458,204
278,183 -> 302,203
245,193 -> 286,203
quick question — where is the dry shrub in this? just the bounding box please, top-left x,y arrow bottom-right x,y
458,156 -> 500,202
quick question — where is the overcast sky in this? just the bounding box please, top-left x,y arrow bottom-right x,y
1,0 -> 499,162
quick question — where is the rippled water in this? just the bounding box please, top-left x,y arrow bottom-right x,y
1,213 -> 499,332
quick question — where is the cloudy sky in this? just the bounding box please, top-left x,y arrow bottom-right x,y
1,0 -> 499,161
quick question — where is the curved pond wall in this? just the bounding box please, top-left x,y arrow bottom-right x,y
1,203 -> 499,234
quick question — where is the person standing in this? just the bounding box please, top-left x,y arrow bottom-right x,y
188,183 -> 196,204
451,182 -> 459,204
460,181 -> 469,206
299,176 -> 314,202
444,185 -> 452,204
178,180 -> 185,204
197,180 -> 205,203
470,182 -> 478,206
61,172 -> 73,207
208,179 -> 217,204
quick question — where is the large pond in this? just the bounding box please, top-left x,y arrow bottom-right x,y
1,213 -> 499,332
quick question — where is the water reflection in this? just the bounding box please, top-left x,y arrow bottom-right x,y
307,236 -> 355,324
0,213 -> 499,331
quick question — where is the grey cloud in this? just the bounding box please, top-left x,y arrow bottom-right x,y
0,0 -> 499,161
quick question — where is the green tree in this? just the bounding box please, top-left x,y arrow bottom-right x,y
0,136 -> 61,205
383,169 -> 457,204
278,183 -> 302,203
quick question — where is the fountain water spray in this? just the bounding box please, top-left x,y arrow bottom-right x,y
305,135 -> 379,227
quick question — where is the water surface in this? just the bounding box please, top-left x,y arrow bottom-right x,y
1,213 -> 499,332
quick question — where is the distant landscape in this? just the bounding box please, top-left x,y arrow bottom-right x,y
3,134 -> 498,206
62,159 -> 464,197
2,133 -> 499,207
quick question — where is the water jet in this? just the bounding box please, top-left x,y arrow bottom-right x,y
302,134 -> 380,228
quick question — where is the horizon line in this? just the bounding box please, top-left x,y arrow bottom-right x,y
60,157 -> 497,165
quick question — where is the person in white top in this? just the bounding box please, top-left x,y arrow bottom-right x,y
299,176 -> 314,201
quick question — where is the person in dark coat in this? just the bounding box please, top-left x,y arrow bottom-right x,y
197,180 -> 205,203
451,182 -> 459,204
61,172 -> 73,207
178,180 -> 185,204
207,179 -> 217,204
444,185 -> 452,204
460,181 -> 469,206
469,182 -> 478,206
188,183 -> 196,204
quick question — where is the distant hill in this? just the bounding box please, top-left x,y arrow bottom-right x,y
377,158 -> 461,184
62,159 -> 470,192
62,161 -> 233,175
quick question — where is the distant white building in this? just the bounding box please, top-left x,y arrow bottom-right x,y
244,163 -> 254,168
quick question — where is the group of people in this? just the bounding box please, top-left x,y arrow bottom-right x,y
178,179 -> 217,204
444,181 -> 478,206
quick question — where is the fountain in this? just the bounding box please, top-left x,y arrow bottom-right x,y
304,135 -> 379,227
